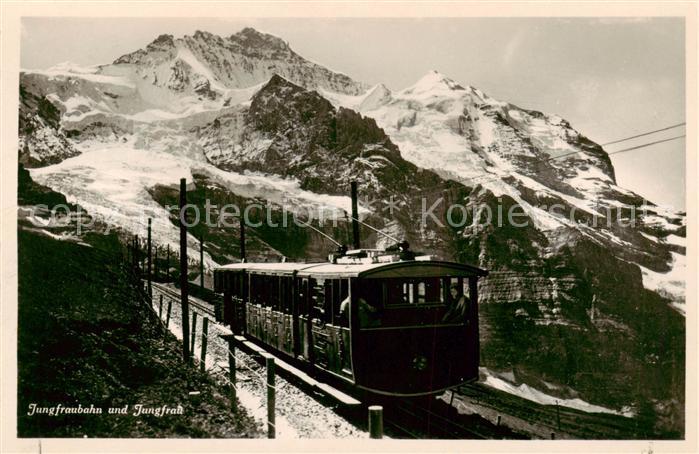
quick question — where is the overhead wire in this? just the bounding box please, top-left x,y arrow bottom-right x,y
225,123 -> 687,247
605,135 -> 685,156
414,123 -> 687,194
600,122 -> 685,146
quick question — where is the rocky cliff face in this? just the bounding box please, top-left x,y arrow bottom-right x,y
18,28 -> 685,433
18,85 -> 80,167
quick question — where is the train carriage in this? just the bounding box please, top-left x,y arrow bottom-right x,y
214,253 -> 487,397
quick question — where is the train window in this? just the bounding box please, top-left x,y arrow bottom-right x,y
402,282 -> 415,304
356,280 -> 383,328
263,276 -> 271,307
424,278 -> 441,303
275,276 -> 282,311
298,278 -> 308,316
440,276 -> 475,324
383,278 -> 445,306
446,277 -> 470,300
261,275 -> 271,307
310,278 -> 328,322
383,280 -> 404,305
233,274 -> 240,298
331,279 -> 350,326
250,274 -> 262,305
324,280 -> 333,321
279,277 -> 289,314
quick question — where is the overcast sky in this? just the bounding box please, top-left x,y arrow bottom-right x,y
21,17 -> 686,210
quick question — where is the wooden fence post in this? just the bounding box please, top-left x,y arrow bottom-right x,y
264,354 -> 276,439
556,400 -> 561,430
166,299 -> 172,329
190,311 -> 198,365
200,317 -> 209,372
134,235 -> 139,277
368,405 -> 383,439
221,335 -> 237,412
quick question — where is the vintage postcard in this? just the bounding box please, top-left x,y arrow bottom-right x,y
1,2 -> 696,453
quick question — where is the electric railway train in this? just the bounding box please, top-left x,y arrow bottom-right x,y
213,248 -> 487,397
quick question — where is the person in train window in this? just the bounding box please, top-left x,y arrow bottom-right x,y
339,297 -> 350,327
338,296 -> 381,328
358,297 -> 381,328
442,282 -> 470,323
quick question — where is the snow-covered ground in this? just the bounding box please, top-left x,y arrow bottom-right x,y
480,368 -> 635,417
23,63 -> 136,88
29,140 -> 362,269
639,252 -> 686,314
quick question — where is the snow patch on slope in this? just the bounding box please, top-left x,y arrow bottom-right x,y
22,65 -> 135,88
175,46 -> 227,92
481,368 -> 634,417
639,252 -> 686,313
29,142 -> 361,268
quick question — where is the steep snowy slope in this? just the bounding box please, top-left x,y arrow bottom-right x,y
323,70 -> 686,308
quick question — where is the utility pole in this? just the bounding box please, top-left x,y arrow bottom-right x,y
179,178 -> 190,363
147,218 -> 152,301
200,233 -> 205,289
239,216 -> 246,262
350,180 -> 360,249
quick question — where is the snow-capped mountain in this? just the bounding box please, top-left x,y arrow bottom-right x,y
17,28 -> 686,431
111,28 -> 367,100
323,69 -> 686,307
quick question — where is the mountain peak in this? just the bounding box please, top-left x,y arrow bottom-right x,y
253,74 -> 307,101
265,73 -> 298,89
145,33 -> 175,51
403,70 -> 466,95
229,27 -> 291,52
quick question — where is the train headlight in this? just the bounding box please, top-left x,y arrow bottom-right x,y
412,355 -> 428,371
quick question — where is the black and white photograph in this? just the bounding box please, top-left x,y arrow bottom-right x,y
1,2 -> 696,452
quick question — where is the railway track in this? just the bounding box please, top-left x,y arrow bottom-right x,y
147,282 -> 498,439
151,281 -> 215,318
456,383 -> 653,439
385,399 -> 487,439
147,282 -> 520,439
380,395 -> 526,439
146,281 -> 645,440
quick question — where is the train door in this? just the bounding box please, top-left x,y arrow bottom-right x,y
291,274 -> 301,357
328,278 -> 352,379
277,276 -> 294,356
231,272 -> 246,334
308,277 -> 353,380
246,273 -> 265,342
309,278 -> 330,368
297,277 -> 313,362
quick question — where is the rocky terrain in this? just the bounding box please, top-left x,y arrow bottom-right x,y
18,27 -> 686,435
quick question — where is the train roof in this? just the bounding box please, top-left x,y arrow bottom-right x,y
216,262 -> 318,275
215,259 -> 488,279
